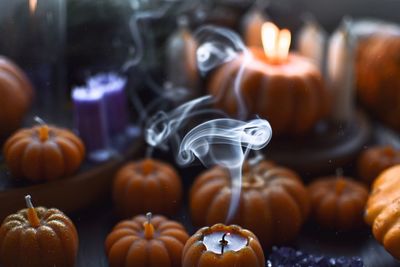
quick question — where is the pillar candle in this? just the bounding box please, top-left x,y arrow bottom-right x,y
327,19 -> 356,123
87,73 -> 128,136
297,19 -> 327,75
72,87 -> 109,159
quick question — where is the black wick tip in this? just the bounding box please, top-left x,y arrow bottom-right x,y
220,233 -> 229,254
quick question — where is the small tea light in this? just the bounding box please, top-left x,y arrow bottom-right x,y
182,224 -> 265,267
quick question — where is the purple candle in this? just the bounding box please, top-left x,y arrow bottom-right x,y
87,73 -> 129,136
71,87 -> 109,154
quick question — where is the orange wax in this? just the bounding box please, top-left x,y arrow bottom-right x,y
0,195 -> 79,267
308,176 -> 368,230
105,214 -> 189,267
357,145 -> 400,184
182,224 -> 265,267
208,47 -> 329,135
335,177 -> 347,195
189,160 -> 310,248
3,124 -> 85,181
113,159 -> 182,218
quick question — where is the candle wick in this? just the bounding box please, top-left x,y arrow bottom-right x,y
25,195 -> 34,209
143,212 -> 155,240
25,195 -> 41,228
146,212 -> 152,224
34,116 -> 46,125
220,233 -> 229,254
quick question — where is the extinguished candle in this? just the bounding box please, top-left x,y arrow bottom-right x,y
203,231 -> 248,254
182,224 -> 265,267
71,87 -> 109,158
87,73 -> 128,136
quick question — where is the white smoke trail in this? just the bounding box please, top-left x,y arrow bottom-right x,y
195,25 -> 253,119
177,118 -> 272,222
144,25 -> 272,222
145,95 -> 227,153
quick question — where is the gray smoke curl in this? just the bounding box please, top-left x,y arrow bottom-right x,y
177,118 -> 272,222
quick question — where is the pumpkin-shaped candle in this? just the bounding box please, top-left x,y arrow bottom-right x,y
0,56 -> 33,139
113,158 -> 182,218
0,195 -> 79,267
105,213 -> 189,267
208,22 -> 329,135
182,224 -> 265,267
356,34 -> 400,131
357,145 -> 400,184
3,120 -> 85,182
190,160 -> 310,248
365,165 -> 400,259
308,176 -> 369,230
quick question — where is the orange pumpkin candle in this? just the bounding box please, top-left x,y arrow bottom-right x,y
105,213 -> 189,267
357,145 -> 400,184
0,195 -> 79,267
190,160 -> 310,248
365,165 -> 400,259
0,56 -> 33,139
208,22 -> 329,135
356,34 -> 400,131
3,120 -> 85,182
182,224 -> 265,267
308,176 -> 369,230
113,158 -> 183,218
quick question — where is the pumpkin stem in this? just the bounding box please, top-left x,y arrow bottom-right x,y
220,233 -> 229,254
34,116 -> 49,142
142,159 -> 154,175
25,195 -> 41,228
143,212 -> 155,239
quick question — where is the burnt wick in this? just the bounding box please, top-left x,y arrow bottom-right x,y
220,233 -> 229,254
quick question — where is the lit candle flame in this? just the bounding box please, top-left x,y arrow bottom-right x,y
29,0 -> 38,14
261,22 -> 291,63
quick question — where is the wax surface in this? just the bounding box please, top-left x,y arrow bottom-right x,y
246,47 -> 320,77
203,231 -> 248,254
72,87 -> 109,152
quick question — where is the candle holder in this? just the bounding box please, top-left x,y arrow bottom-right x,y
265,111 -> 372,178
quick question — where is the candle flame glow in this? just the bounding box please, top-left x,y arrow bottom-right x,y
29,0 -> 38,14
261,22 -> 291,63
